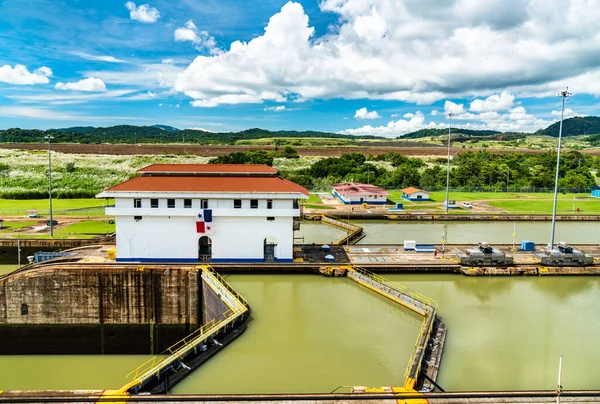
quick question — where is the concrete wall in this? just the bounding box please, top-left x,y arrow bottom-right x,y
0,264 -> 232,354
403,192 -> 430,201
116,214 -> 294,262
332,190 -> 387,205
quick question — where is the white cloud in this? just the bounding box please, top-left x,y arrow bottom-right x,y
125,1 -> 160,23
430,110 -> 441,116
0,64 -> 52,85
264,105 -> 286,111
355,107 -> 381,119
72,52 -> 126,63
444,100 -> 465,115
551,108 -> 580,119
86,63 -> 183,88
0,106 -> 150,122
342,103 -> 553,137
174,0 -> 600,107
55,77 -> 107,92
187,127 -> 214,132
174,20 -> 218,54
470,92 -> 515,112
10,89 -> 135,105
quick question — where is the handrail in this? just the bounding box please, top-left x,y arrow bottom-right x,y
121,265 -> 248,392
343,265 -> 438,391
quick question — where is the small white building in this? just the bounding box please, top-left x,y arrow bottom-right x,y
331,183 -> 389,205
97,164 -> 309,263
401,187 -> 430,201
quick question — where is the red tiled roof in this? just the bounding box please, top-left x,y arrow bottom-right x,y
104,176 -> 309,196
331,183 -> 389,196
138,164 -> 278,174
401,187 -> 427,194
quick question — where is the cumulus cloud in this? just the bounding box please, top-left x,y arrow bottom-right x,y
174,0 -> 600,108
174,20 -> 218,53
551,108 -> 580,119
264,105 -> 286,111
444,101 -> 465,115
0,64 -> 52,85
125,1 -> 160,23
72,52 -> 126,63
355,107 -> 381,119
55,77 -> 107,92
470,92 -> 515,112
343,103 -> 552,137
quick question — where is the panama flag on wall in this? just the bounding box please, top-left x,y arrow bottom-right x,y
196,209 -> 213,234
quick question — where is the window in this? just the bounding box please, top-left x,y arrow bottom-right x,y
184,199 -> 192,208
134,216 -> 142,222
234,199 -> 242,209
267,199 -> 273,209
167,199 -> 175,208
267,217 -> 275,221
250,199 -> 258,209
21,303 -> 28,316
133,198 -> 142,208
151,199 -> 159,208
200,199 -> 209,209
293,199 -> 299,209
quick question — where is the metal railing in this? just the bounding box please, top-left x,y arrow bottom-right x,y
121,265 -> 248,393
344,265 -> 438,391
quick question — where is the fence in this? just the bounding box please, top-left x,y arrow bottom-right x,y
309,187 -> 592,194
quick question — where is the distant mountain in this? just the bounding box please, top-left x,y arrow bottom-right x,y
536,116 -> 599,137
52,126 -> 96,133
400,128 -> 502,139
152,124 -> 180,132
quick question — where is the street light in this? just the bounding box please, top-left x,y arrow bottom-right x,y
549,87 -> 571,249
44,135 -> 54,237
445,112 -> 454,214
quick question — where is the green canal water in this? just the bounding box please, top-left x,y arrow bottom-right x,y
0,268 -> 599,393
296,220 -> 600,245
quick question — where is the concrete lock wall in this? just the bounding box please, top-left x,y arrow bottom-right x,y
0,265 -> 231,354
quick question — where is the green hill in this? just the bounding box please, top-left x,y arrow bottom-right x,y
536,116 -> 599,137
400,128 -> 501,139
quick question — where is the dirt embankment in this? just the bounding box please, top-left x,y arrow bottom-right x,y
2,143 -> 598,157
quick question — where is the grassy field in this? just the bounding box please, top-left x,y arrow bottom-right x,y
488,199 -> 600,214
0,220 -> 37,230
0,198 -> 111,216
55,220 -> 115,236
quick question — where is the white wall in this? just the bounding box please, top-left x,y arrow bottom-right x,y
407,191 -> 430,200
113,200 -> 296,262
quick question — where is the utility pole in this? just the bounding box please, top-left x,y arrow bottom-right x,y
44,135 -> 54,237
550,88 -> 571,249
556,354 -> 563,404
445,112 -> 453,213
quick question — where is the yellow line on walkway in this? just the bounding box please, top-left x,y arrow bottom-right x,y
96,390 -> 129,404
392,386 -> 428,404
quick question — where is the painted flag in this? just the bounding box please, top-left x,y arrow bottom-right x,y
203,209 -> 213,234
196,221 -> 205,233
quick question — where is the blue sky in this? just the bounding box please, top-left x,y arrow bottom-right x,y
0,0 -> 599,136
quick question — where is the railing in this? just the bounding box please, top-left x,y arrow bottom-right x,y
120,265 -> 248,393
344,265 -> 438,391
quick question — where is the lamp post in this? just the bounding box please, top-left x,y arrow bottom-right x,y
445,112 -> 453,213
44,135 -> 54,237
550,88 -> 571,250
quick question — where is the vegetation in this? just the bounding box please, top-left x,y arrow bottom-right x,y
208,146 -> 299,166
0,126 -> 380,145
400,128 -> 501,139
536,116 -> 600,137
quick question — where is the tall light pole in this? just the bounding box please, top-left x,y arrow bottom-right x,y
549,88 -> 571,249
445,112 -> 453,214
44,135 -> 54,237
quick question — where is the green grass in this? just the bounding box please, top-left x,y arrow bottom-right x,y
489,199 -> 600,214
55,220 -> 115,236
305,194 -> 324,204
0,220 -> 37,230
302,204 -> 335,210
0,198 -> 111,216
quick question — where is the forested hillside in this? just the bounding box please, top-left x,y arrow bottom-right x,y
536,116 -> 600,137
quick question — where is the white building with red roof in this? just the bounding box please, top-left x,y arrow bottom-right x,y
96,164 -> 309,263
330,183 -> 389,205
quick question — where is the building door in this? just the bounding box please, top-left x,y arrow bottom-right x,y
198,236 -> 212,262
264,236 -> 277,262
